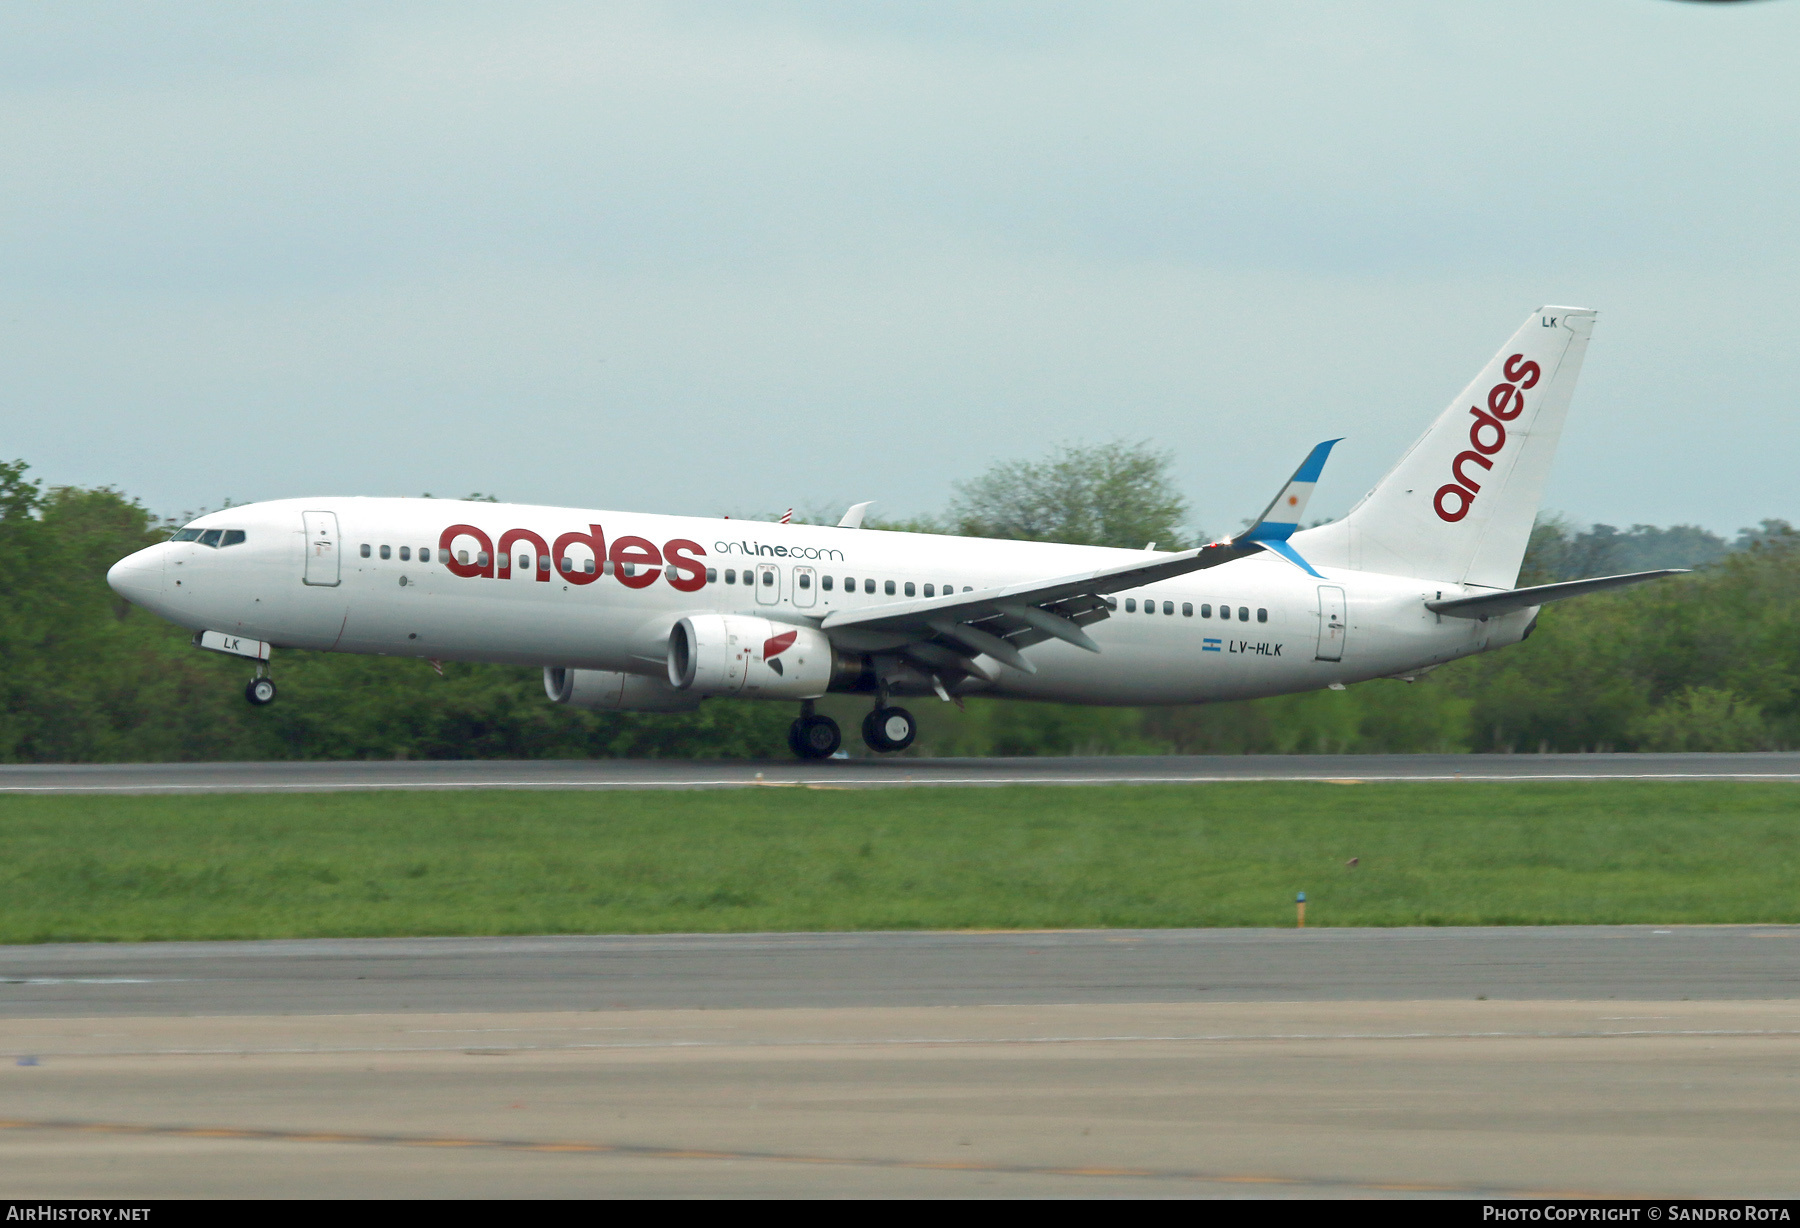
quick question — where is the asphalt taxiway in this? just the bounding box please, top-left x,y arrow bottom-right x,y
3,926 -> 1797,1017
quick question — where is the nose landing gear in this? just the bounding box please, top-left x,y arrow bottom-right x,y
787,701 -> 842,760
245,666 -> 277,707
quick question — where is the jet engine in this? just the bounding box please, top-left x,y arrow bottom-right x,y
667,614 -> 847,699
543,667 -> 701,712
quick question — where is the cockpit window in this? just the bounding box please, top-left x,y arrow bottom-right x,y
221,530 -> 246,547
198,529 -> 223,547
170,528 -> 202,542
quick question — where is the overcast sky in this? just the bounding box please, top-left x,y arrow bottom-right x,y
3,1 -> 1795,536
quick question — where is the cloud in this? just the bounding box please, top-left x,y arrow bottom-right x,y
1,0 -> 1796,532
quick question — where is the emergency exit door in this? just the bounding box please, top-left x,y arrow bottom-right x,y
755,562 -> 780,605
302,511 -> 341,587
791,565 -> 817,608
1315,585 -> 1346,661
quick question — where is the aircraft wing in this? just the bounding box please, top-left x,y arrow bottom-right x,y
819,440 -> 1341,680
819,540 -> 1252,674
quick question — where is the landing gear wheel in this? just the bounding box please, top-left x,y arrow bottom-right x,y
860,706 -> 916,753
245,677 -> 277,707
788,714 -> 842,760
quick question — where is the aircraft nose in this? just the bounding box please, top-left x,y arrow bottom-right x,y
107,547 -> 164,607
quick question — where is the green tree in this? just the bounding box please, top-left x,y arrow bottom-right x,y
946,440 -> 1193,550
1632,687 -> 1774,752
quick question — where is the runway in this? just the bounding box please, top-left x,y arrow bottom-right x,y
8,750 -> 1800,794
6,927 -> 1799,1196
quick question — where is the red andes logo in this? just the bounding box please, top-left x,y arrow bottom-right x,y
762,629 -> 798,675
1433,353 -> 1541,523
436,523 -> 707,592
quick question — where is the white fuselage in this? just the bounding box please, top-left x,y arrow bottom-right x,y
107,497 -> 1531,705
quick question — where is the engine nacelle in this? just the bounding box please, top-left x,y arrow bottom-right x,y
667,614 -> 840,699
543,667 -> 702,713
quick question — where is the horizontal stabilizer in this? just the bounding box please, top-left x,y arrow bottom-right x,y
1425,569 -> 1686,620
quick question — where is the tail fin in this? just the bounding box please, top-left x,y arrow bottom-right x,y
1294,306 -> 1596,589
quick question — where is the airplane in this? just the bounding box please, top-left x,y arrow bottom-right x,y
107,306 -> 1683,760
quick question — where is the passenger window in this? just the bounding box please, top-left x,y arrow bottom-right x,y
963,586 -> 972,592
1125,598 -> 1137,612
419,547 -> 431,562
762,570 -> 774,586
903,582 -> 914,597
1164,601 -> 1174,615
222,530 -> 246,547
822,575 -> 834,591
538,555 -> 550,572
476,551 -> 490,567
884,580 -> 895,595
458,550 -> 469,565
923,583 -> 934,597
799,572 -> 812,589
1238,606 -> 1249,621
199,529 -> 222,547
603,560 -> 615,575
380,545 -> 392,560
705,567 -> 717,582
725,568 -> 736,584
1201,603 -> 1211,618
1182,603 -> 1193,617
585,559 -> 596,575
1257,608 -> 1268,623
844,576 -> 854,591
560,557 -> 572,573
400,546 -> 411,561
865,579 -> 876,594
170,528 -> 202,542
360,544 -> 371,558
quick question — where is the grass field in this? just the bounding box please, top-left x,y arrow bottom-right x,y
2,782 -> 1798,943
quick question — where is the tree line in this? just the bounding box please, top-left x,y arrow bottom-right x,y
1,448 -> 1791,762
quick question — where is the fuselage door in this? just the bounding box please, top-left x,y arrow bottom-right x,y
1315,585 -> 1346,661
791,565 -> 817,608
755,562 -> 781,605
302,511 -> 341,587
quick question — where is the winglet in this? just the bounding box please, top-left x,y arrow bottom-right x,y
1256,538 -> 1325,579
1236,439 -> 1340,545
838,501 -> 875,529
1230,439 -> 1339,577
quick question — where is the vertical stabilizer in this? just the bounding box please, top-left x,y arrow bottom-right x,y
1293,306 -> 1596,590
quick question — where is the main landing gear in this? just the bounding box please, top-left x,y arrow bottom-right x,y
861,705 -> 917,753
788,701 -> 842,760
785,699 -> 918,759
244,665 -> 277,707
